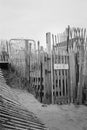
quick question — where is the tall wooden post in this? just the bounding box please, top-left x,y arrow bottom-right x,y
46,33 -> 53,103
69,52 -> 76,103
67,25 -> 71,103
77,39 -> 84,104
50,34 -> 55,104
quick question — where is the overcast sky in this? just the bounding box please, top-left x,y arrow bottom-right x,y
0,0 -> 87,46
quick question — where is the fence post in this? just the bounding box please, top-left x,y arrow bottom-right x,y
77,39 -> 84,104
67,25 -> 71,103
51,50 -> 54,104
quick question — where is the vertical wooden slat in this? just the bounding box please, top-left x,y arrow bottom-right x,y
56,50 -> 58,98
67,55 -> 70,103
60,54 -> 63,97
64,56 -> 66,97
55,48 -> 58,97
53,50 -> 56,102
58,52 -> 61,97
57,53 -> 59,97
63,56 -> 65,96
54,52 -> 56,98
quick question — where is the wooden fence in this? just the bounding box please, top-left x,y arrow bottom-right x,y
6,26 -> 87,104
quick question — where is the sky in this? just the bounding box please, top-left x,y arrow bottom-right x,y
0,0 -> 87,47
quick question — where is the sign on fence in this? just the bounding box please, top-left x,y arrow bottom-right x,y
54,64 -> 69,70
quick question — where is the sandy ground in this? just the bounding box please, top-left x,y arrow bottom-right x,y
12,88 -> 87,130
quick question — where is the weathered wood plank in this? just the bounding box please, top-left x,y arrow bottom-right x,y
0,101 -> 43,125
0,108 -> 45,128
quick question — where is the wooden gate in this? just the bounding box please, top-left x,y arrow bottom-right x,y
52,50 -> 70,104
